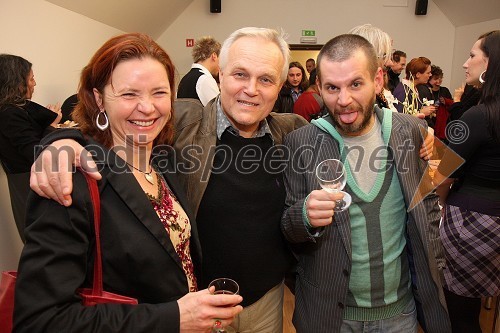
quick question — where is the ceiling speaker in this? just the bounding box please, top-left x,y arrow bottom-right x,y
415,0 -> 428,15
210,0 -> 221,13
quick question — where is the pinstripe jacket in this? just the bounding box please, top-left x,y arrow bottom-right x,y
281,107 -> 451,332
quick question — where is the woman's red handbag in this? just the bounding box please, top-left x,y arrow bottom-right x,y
0,171 -> 137,332
0,271 -> 17,333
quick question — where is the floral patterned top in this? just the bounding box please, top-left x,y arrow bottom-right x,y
148,173 -> 197,292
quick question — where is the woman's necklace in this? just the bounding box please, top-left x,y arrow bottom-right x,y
126,162 -> 154,185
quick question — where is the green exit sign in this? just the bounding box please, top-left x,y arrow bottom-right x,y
302,30 -> 316,37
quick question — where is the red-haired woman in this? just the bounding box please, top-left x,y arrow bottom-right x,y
393,56 -> 437,123
13,33 -> 242,332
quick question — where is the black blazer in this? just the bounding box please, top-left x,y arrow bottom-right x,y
0,101 -> 57,241
14,141 -> 201,333
0,101 -> 56,173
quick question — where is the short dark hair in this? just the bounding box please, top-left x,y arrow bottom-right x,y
317,34 -> 378,82
430,65 -> 443,78
392,50 -> 406,63
306,58 -> 315,65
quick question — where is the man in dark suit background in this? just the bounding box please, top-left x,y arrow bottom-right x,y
281,34 -> 451,332
388,50 -> 406,93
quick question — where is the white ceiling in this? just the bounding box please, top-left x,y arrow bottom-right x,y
45,0 -> 499,37
433,0 -> 500,26
45,0 -> 194,39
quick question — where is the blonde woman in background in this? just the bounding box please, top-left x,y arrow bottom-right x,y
348,24 -> 399,112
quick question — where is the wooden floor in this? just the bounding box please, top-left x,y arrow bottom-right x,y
283,286 -> 498,333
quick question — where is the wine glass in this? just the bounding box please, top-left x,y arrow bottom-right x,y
209,278 -> 239,333
315,159 -> 352,212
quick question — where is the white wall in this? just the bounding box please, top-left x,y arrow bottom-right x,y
158,0 -> 456,88
451,18 -> 500,92
0,0 -> 124,270
0,0 -> 124,106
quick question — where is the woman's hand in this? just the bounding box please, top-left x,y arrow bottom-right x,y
47,102 -> 62,126
453,83 -> 465,102
433,170 -> 455,206
420,105 -> 437,117
420,127 -> 434,160
177,288 -> 243,332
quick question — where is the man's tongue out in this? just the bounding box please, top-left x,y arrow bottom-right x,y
339,111 -> 358,124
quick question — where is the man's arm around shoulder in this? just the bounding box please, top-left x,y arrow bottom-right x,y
267,112 -> 308,145
173,98 -> 205,133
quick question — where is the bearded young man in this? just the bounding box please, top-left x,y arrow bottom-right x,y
281,34 -> 451,333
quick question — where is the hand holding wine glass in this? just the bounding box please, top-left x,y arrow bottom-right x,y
176,282 -> 242,332
305,189 -> 345,228
209,278 -> 240,333
315,159 -> 352,212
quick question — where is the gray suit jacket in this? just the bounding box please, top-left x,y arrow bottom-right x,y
173,97 -> 308,216
281,107 -> 451,332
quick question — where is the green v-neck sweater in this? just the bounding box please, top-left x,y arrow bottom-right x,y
313,108 -> 412,321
